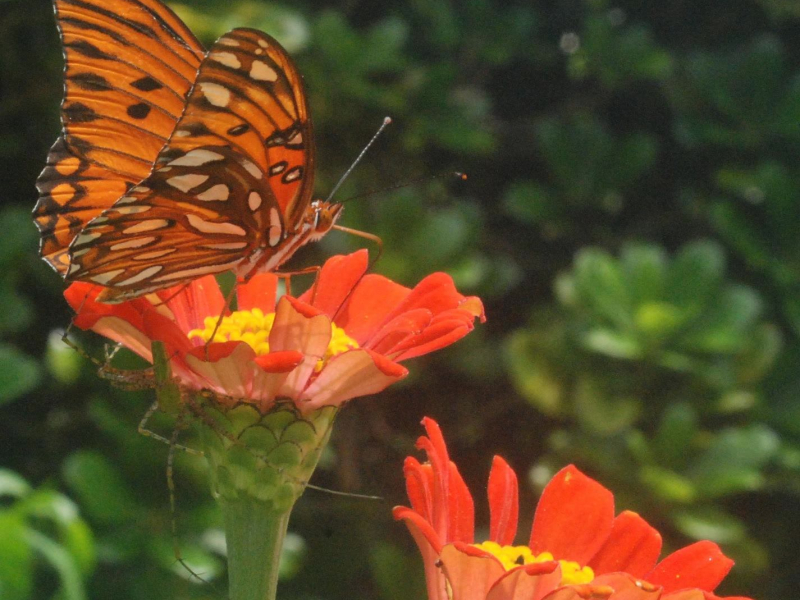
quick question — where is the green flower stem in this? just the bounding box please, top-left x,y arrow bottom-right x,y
222,497 -> 292,600
189,397 -> 337,600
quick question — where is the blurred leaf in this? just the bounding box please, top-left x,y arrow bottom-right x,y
0,513 -> 33,600
689,425 -> 780,498
0,344 -> 41,405
62,451 -> 138,524
674,506 -> 747,544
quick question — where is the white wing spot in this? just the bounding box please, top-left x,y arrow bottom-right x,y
134,249 -> 177,261
287,130 -> 303,145
174,129 -> 191,137
116,265 -> 164,286
157,166 -> 172,173
167,174 -> 209,192
73,231 -> 101,247
218,38 -> 240,47
168,149 -> 225,167
152,261 -> 240,282
90,269 -> 125,285
240,158 -> 263,179
268,207 -> 282,246
250,60 -> 278,82
248,191 -> 262,211
283,166 -> 302,182
132,186 -> 150,193
255,48 -> 263,55
200,242 -> 249,250
113,205 -> 151,215
123,219 -> 171,234
258,39 -> 269,48
199,82 -> 231,107
210,51 -> 241,69
115,196 -> 138,205
186,214 -> 247,236
197,184 -> 230,201
109,237 -> 157,251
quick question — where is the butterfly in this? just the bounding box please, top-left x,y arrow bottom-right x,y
34,0 -> 343,303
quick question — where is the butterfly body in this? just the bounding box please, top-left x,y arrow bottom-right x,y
35,3 -> 342,301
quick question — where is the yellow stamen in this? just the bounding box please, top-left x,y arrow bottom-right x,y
472,541 -> 594,586
188,308 -> 359,369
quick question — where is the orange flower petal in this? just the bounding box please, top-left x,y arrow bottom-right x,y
298,249 -> 369,317
488,456 -> 519,546
529,465 -> 615,565
646,541 -> 733,593
237,272 -> 278,312
589,511 -> 662,578
253,350 -> 304,373
335,273 -> 412,344
159,275 -> 225,334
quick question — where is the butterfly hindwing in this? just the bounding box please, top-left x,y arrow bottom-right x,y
34,0 -> 205,274
65,29 -> 318,300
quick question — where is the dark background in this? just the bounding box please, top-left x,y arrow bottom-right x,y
1,0 -> 799,598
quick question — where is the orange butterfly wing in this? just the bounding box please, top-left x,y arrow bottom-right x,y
65,29 -> 320,300
34,0 -> 205,274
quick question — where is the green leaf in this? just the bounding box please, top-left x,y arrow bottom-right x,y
0,513 -> 33,600
24,529 -> 87,600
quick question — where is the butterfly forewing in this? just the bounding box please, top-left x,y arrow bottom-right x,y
34,0 -> 205,274
65,29 -> 318,300
163,28 -> 315,229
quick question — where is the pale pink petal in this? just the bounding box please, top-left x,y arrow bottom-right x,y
541,584 -> 615,600
399,514 -> 450,600
300,349 -> 407,409
269,297 -> 332,399
592,573 -> 663,600
84,316 -> 154,363
440,544 -> 506,600
486,562 -> 561,600
183,343 -> 259,398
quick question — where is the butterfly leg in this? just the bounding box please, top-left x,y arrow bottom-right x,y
272,265 -> 322,302
332,225 -> 384,268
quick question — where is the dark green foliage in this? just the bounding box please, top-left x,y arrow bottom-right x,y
2,0 -> 799,598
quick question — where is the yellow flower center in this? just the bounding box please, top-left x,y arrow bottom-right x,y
472,541 -> 594,586
188,308 -> 359,369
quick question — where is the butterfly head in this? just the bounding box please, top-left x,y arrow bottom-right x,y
307,200 -> 343,241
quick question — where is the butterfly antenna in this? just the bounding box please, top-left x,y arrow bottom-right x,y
325,117 -> 392,203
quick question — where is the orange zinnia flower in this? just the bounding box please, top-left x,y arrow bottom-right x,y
65,250 -> 484,412
394,418 -> 753,600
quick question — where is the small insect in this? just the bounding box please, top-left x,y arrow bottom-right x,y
34,0 -> 345,303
